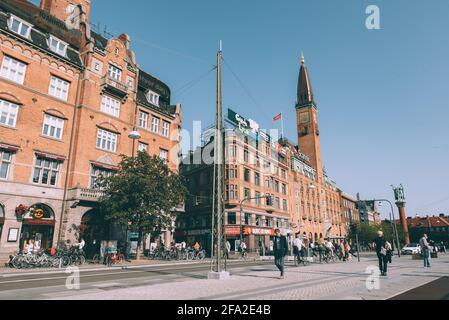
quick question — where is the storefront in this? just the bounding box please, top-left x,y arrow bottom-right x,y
19,204 -> 55,253
244,226 -> 275,252
224,225 -> 242,251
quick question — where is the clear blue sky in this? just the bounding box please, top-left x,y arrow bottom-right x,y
34,0 -> 449,218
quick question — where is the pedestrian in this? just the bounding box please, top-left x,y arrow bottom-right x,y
385,241 -> 393,264
273,229 -> 288,279
339,241 -> 345,261
419,234 -> 431,268
317,237 -> 325,263
373,231 -> 389,276
343,240 -> 351,261
25,239 -> 34,255
239,241 -> 247,258
439,241 -> 447,254
193,241 -> 200,252
293,233 -> 303,265
259,239 -> 266,257
225,240 -> 231,259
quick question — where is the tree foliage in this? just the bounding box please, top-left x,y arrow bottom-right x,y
97,152 -> 187,250
348,221 -> 405,248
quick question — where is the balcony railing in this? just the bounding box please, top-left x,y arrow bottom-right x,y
68,188 -> 104,202
101,76 -> 129,101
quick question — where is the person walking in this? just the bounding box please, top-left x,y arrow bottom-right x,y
317,237 -> 325,263
385,241 -> 393,264
293,234 -> 303,265
419,234 -> 431,268
225,240 -> 231,259
273,229 -> 288,279
374,231 -> 389,276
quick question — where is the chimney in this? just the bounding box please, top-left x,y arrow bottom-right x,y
40,0 -> 91,24
119,33 -> 131,50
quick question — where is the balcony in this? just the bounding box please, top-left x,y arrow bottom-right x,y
68,188 -> 104,203
101,76 -> 129,101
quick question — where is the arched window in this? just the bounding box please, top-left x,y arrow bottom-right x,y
0,204 -> 4,218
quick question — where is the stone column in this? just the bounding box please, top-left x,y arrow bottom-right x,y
396,202 -> 410,245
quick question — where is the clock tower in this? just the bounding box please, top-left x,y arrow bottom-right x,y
296,54 -> 323,181
40,0 -> 91,24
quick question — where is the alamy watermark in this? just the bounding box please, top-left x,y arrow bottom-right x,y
366,5 -> 381,30
65,266 -> 80,290
365,265 -> 381,291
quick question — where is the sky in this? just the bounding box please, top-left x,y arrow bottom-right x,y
32,0 -> 449,218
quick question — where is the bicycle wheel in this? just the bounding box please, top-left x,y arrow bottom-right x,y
198,250 -> 206,260
78,255 -> 86,265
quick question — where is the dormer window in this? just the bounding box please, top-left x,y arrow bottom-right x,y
108,64 -> 122,81
8,15 -> 32,39
146,90 -> 160,106
48,36 -> 68,57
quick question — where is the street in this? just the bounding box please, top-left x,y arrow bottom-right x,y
1,253 -> 448,300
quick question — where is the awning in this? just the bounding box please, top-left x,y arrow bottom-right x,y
35,151 -> 66,162
0,142 -> 20,152
91,161 -> 119,171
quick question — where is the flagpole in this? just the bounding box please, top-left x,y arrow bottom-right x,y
281,112 -> 284,139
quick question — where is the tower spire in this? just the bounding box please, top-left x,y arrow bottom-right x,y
297,52 -> 314,106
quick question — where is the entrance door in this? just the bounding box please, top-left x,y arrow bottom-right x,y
20,224 -> 55,252
80,210 -> 109,259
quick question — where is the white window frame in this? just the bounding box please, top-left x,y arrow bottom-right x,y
48,76 -> 70,101
100,95 -> 121,117
0,55 -> 27,85
96,128 -> 118,153
159,148 -> 168,162
0,99 -> 19,128
90,165 -> 115,189
139,111 -> 148,129
162,121 -> 170,137
108,64 -> 122,81
42,114 -> 64,140
138,142 -> 148,152
48,36 -> 68,57
146,90 -> 160,106
32,157 -> 60,186
7,15 -> 32,39
0,149 -> 13,180
151,116 -> 159,133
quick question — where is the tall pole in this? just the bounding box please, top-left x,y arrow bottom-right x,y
215,44 -> 224,273
376,199 -> 401,257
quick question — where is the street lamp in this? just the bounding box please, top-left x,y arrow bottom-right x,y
128,129 -> 141,158
375,199 -> 401,257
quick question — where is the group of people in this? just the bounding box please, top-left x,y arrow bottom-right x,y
292,235 -> 353,264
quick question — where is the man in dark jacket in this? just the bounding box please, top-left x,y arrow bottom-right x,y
373,231 -> 388,276
273,229 -> 289,279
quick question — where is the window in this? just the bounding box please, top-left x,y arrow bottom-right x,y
0,99 -> 19,127
282,183 -> 287,195
255,191 -> 261,206
8,16 -> 31,38
281,169 -> 286,179
274,181 -> 279,193
96,128 -> 118,152
244,188 -> 250,200
48,36 -> 67,56
244,168 -> 250,182
108,64 -> 122,81
139,111 -> 148,129
245,213 -> 251,225
90,165 -> 115,189
229,184 -> 238,200
138,142 -> 148,152
101,95 -> 121,117
159,149 -> 168,162
48,76 -> 70,101
1,56 -> 26,84
42,114 -> 64,139
0,150 -> 13,180
255,172 -> 260,186
162,121 -> 170,137
283,199 -> 288,211
229,165 -> 237,179
244,149 -> 249,162
151,117 -> 159,133
276,197 -> 280,209
256,215 -> 261,226
146,90 -> 160,106
32,157 -> 60,186
227,212 -> 236,225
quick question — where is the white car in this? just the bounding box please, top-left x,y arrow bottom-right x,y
401,243 -> 421,255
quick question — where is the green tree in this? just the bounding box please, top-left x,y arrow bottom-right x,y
97,152 -> 187,259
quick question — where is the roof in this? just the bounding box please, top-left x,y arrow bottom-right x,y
406,216 -> 449,228
0,0 -> 82,68
297,54 -> 315,107
136,69 -> 176,116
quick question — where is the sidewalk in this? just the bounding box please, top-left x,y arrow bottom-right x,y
49,254 -> 449,300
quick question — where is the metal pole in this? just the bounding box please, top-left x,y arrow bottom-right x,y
356,233 -> 360,262
377,199 -> 401,257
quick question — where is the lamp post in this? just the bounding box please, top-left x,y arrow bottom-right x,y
375,199 -> 401,257
128,129 -> 141,158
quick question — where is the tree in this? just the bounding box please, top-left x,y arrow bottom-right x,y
97,152 -> 187,259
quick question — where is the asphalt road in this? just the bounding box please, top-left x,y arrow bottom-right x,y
0,260 -> 273,299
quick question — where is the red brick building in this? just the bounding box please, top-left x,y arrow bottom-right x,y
0,0 -> 182,261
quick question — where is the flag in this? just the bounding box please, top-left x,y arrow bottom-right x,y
273,113 -> 282,121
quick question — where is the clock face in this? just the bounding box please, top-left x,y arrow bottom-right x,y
300,112 -> 309,124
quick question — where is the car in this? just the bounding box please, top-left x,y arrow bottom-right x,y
401,243 -> 421,255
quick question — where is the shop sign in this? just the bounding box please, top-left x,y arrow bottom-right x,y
224,226 -> 241,236
32,209 -> 45,219
23,219 -> 55,226
244,227 -> 274,236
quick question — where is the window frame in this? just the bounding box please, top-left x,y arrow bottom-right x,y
100,95 -> 121,118
32,156 -> 61,187
0,149 -> 13,180
0,55 -> 27,85
138,142 -> 148,152
42,113 -> 64,140
151,116 -> 160,133
159,148 -> 168,162
108,64 -> 122,81
7,15 -> 32,39
139,110 -> 148,129
96,128 -> 118,153
48,35 -> 68,57
162,120 -> 170,137
89,165 -> 116,189
146,90 -> 160,106
0,99 -> 19,128
48,75 -> 70,101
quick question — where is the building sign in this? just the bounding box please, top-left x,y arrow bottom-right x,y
224,226 -> 241,236
186,229 -> 210,236
244,227 -> 274,236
